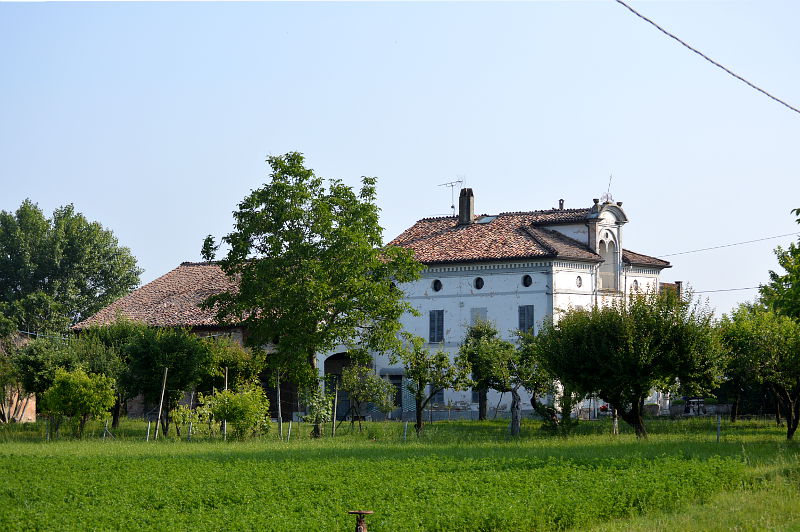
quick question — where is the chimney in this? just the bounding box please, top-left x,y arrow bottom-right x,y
675,281 -> 683,300
458,188 -> 475,225
558,199 -> 564,210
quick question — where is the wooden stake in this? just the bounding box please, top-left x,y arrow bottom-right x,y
154,367 -> 169,440
332,379 -> 338,437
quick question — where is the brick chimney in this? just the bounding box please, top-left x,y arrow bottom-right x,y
458,188 -> 475,225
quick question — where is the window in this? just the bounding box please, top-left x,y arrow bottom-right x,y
522,274 -> 533,287
388,375 -> 403,408
474,277 -> 484,290
429,309 -> 444,342
432,279 -> 443,292
471,389 -> 481,403
470,307 -> 487,324
518,305 -> 535,332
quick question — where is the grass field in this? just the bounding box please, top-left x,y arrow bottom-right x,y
1,418 -> 798,531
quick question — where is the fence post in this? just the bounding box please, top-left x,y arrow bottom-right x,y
716,414 -> 721,443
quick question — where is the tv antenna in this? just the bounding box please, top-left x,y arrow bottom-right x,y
600,173 -> 614,204
439,178 -> 464,215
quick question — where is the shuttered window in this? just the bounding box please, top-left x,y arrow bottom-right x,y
429,309 -> 444,343
470,307 -> 487,324
518,305 -> 535,332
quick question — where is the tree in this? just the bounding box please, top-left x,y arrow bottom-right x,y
391,334 -> 472,435
202,384 -> 271,440
517,331 -> 578,435
457,320 -> 511,421
196,336 -> 267,393
720,305 -> 800,440
535,290 -> 721,438
340,364 -> 395,431
456,320 -> 519,427
202,152 -> 421,426
0,200 -> 141,332
40,367 -> 116,437
124,327 -> 213,436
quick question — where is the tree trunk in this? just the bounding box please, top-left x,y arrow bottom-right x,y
619,401 -> 647,439
786,396 -> 799,441
510,387 -> 521,437
78,413 -> 88,437
415,398 -> 424,435
112,396 -> 122,429
775,395 -> 783,426
478,388 -> 488,421
730,392 -> 739,423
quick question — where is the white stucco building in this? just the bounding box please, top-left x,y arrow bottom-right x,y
319,188 -> 674,420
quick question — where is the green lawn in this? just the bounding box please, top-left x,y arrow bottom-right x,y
1,418 -> 798,531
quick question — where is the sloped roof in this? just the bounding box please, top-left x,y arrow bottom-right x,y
622,249 -> 671,268
72,262 -> 235,330
388,211 -> 601,264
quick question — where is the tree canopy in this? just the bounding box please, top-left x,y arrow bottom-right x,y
0,200 -> 141,333
203,152 -> 422,387
535,290 -> 721,438
760,208 -> 800,320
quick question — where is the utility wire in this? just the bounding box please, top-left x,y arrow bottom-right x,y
659,232 -> 800,257
693,286 -> 759,294
615,0 -> 800,116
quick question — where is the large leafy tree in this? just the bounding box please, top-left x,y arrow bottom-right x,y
0,200 -> 141,332
721,305 -> 800,440
392,334 -> 472,435
203,152 -> 422,389
760,208 -> 800,320
535,290 -> 721,438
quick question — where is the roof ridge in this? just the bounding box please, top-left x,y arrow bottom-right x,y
519,226 -> 558,256
180,261 -> 222,267
499,207 -> 589,216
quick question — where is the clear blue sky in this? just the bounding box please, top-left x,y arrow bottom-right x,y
2,1 -> 798,316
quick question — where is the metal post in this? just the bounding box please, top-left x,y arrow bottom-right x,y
223,366 -> 228,441
287,420 -> 292,442
146,420 -> 151,441
403,421 -> 408,441
332,380 -> 338,437
154,367 -> 168,440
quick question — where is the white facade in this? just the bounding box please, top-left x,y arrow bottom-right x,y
316,197 -> 670,419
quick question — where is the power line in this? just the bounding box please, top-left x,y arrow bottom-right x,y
615,0 -> 800,116
693,286 -> 759,294
659,232 -> 800,257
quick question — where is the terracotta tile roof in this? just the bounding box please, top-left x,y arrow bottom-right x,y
622,249 -> 671,268
72,262 -> 236,330
388,211 -> 601,264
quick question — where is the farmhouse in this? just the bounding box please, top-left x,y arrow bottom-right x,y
76,189 -> 674,421
317,189 -> 674,419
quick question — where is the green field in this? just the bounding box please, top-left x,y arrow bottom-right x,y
1,418 -> 798,531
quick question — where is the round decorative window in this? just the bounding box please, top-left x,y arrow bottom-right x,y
522,274 -> 533,287
432,279 -> 443,292
576,276 -> 583,288
474,277 -> 484,290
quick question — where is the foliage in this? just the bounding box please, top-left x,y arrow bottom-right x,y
301,385 -> 332,436
0,200 -> 141,332
124,327 -> 213,435
340,364 -> 395,429
196,336 -> 267,393
392,334 -> 472,435
201,385 -> 271,440
456,320 -> 515,421
40,367 -> 115,437
203,152 -> 422,388
535,289 -> 721,438
760,208 -> 800,320
719,305 -> 800,439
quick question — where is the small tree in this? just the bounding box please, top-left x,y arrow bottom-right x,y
206,384 -> 271,440
340,364 -> 395,431
41,367 -> 115,437
457,320 -> 510,421
392,334 -> 472,435
302,385 -> 332,437
535,289 -> 721,438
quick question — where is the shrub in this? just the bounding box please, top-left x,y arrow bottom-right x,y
203,385 -> 271,440
40,367 -> 115,437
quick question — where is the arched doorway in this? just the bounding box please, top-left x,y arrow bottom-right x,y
324,352 -> 354,421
